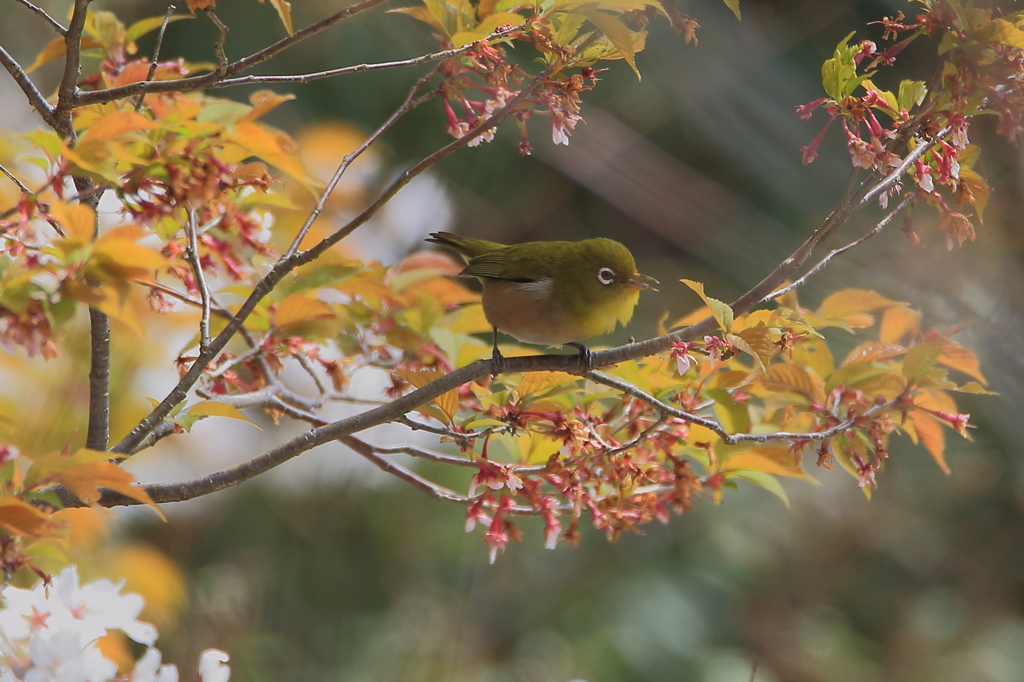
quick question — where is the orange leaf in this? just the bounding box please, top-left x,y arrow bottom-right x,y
0,496 -> 57,537
79,111 -> 156,144
243,90 -> 297,122
721,446 -> 814,481
879,306 -> 921,343
937,345 -> 986,385
230,121 -> 318,192
907,410 -> 949,474
274,295 -> 335,329
185,0 -> 216,10
397,369 -> 459,424
57,461 -> 165,518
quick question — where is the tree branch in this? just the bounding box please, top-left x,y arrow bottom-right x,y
185,210 -> 212,355
13,0 -> 67,35
73,0 -> 394,107
54,0 -> 92,128
111,56 -> 562,455
0,43 -> 55,124
134,4 -> 176,113
214,36 -> 510,89
203,8 -> 230,74
762,194 -> 915,304
85,308 -> 110,450
283,64 -> 439,258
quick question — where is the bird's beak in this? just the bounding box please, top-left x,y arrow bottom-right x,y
626,273 -> 659,292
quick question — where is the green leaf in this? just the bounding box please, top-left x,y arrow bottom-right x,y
897,80 -> 927,111
581,10 -> 641,80
720,0 -> 740,20
902,344 -> 942,380
727,471 -> 789,507
125,14 -> 193,46
681,279 -> 733,332
985,18 -> 1024,49
188,401 -> 262,429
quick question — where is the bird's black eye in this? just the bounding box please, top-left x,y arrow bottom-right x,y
597,267 -> 616,285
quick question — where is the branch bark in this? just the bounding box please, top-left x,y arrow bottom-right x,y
73,0 -> 394,107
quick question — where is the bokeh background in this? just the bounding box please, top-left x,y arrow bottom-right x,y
2,0 -> 1024,680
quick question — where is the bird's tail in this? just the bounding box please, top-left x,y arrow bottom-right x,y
425,232 -> 504,259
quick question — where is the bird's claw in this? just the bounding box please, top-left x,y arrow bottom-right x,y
491,346 -> 505,379
567,342 -> 593,374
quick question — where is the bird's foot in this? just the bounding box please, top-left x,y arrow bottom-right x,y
490,346 -> 506,379
567,342 -> 593,374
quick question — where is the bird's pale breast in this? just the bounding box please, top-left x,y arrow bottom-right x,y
481,278 -> 603,346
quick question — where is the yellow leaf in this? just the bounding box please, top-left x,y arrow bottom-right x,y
817,288 -> 905,320
243,90 -> 296,122
125,13 -> 194,46
669,305 -> 712,331
79,111 -> 155,144
26,36 -> 104,72
582,10 -> 641,79
50,201 -> 96,242
720,0 -> 741,20
230,121 -> 319,192
760,364 -> 824,405
274,295 -> 335,329
388,5 -> 447,33
92,239 -> 169,270
721,446 -> 813,481
681,279 -> 733,332
265,0 -> 294,34
841,341 -> 906,367
188,401 -> 262,429
907,410 -> 949,474
730,326 -> 774,372
0,496 -> 57,537
451,12 -> 526,46
988,17 -> 1024,49
791,336 -> 834,378
879,306 -> 921,343
396,369 -> 460,423
517,372 -> 578,397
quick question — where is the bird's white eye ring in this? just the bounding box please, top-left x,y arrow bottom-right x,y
597,267 -> 616,285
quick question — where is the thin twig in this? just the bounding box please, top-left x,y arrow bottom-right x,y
185,210 -> 211,355
0,44 -> 55,124
607,413 -> 669,455
214,30 -> 514,88
294,353 -> 328,395
132,278 -> 234,320
761,194 -> 915,304
73,0 -> 394,107
134,5 -> 176,113
0,163 -> 30,193
858,130 -> 948,209
203,9 -> 229,73
13,0 -> 67,35
282,65 -> 438,257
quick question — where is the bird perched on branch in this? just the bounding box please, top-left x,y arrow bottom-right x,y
426,232 -> 658,375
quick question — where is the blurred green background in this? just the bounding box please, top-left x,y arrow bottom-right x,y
3,0 -> 1024,680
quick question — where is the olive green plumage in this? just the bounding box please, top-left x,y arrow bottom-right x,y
426,232 -> 657,362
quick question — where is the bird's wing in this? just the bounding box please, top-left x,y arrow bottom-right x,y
462,244 -> 553,282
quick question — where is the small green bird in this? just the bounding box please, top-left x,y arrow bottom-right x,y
426,232 -> 658,374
